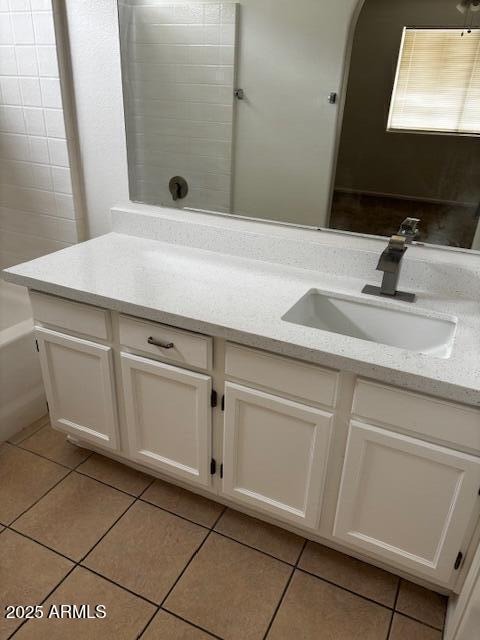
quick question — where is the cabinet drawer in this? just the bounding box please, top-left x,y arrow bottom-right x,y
353,379 -> 480,452
30,291 -> 110,341
225,343 -> 339,407
119,315 -> 213,371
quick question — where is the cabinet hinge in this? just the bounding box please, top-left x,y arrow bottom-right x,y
221,395 -> 225,411
220,463 -> 223,479
211,390 -> 218,408
454,551 -> 463,570
35,339 -> 39,352
210,458 -> 216,475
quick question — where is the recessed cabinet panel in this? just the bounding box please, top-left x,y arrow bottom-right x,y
222,382 -> 333,528
35,327 -> 119,449
121,352 -> 212,487
334,421 -> 480,583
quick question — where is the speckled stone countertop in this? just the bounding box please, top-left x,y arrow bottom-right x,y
3,205 -> 480,406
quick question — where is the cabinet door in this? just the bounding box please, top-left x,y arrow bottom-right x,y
334,421 -> 480,583
121,352 -> 212,487
35,326 -> 119,450
222,382 -> 333,528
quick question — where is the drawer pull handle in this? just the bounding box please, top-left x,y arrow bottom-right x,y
147,336 -> 174,349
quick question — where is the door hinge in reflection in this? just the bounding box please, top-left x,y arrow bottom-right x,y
35,339 -> 39,352
221,395 -> 225,411
211,390 -> 218,408
210,458 -> 216,475
454,551 -> 463,570
46,401 -> 49,413
220,463 -> 223,479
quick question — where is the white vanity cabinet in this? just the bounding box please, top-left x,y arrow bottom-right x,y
334,420 -> 480,583
35,326 -> 119,450
119,314 -> 214,487
222,382 -> 333,528
29,291 -> 480,592
222,344 -> 337,529
332,379 -> 480,584
121,352 -> 212,487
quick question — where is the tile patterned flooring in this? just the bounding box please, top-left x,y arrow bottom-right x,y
0,419 -> 448,639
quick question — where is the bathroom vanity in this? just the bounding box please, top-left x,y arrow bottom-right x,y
3,205 -> 480,597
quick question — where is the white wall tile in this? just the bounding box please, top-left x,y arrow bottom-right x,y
28,133 -> 48,162
36,44 -> 57,75
15,44 -> 37,74
0,131 -> 28,159
0,45 -> 17,73
54,192 -> 75,218
30,0 -> 51,10
0,3 -> 82,253
11,11 -> 34,44
32,10 -> 54,44
0,104 -> 24,132
19,76 -> 41,105
39,76 -> 60,107
0,76 -> 21,104
23,105 -> 45,134
9,0 -> 31,11
0,13 -> 13,44
43,107 -> 64,136
30,162 -> 52,188
47,136 -> 68,165
51,165 -> 71,193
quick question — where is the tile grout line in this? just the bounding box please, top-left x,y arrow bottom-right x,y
386,579 -> 402,640
159,609 -> 224,640
12,439 -> 92,471
159,506 -> 228,607
7,449 -> 95,530
138,506 -> 228,640
261,538 -> 307,640
7,478 -> 152,640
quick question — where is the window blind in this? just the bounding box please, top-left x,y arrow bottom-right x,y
388,28 -> 480,135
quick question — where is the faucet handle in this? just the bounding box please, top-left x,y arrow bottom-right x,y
398,217 -> 420,242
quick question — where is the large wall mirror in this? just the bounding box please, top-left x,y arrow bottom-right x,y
118,0 -> 480,251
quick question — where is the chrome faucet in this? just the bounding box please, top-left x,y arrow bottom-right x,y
362,218 -> 419,303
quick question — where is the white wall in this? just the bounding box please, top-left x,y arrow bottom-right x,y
335,0 -> 480,207
0,0 -> 83,269
63,0 -> 129,238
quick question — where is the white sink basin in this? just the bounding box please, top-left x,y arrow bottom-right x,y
282,289 -> 457,358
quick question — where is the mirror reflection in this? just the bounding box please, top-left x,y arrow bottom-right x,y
118,0 -> 480,250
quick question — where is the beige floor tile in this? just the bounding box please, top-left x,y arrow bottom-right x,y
268,570 -> 391,640
165,532 -> 291,640
215,508 -> 304,564
13,566 -> 155,640
396,580 -> 447,629
13,472 -> 133,560
142,479 -> 224,527
298,542 -> 399,607
84,500 -> 207,603
0,529 -> 73,640
77,453 -> 152,496
142,610 -> 214,639
8,415 -> 49,445
21,425 -> 91,468
0,444 -> 68,525
389,614 -> 443,640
